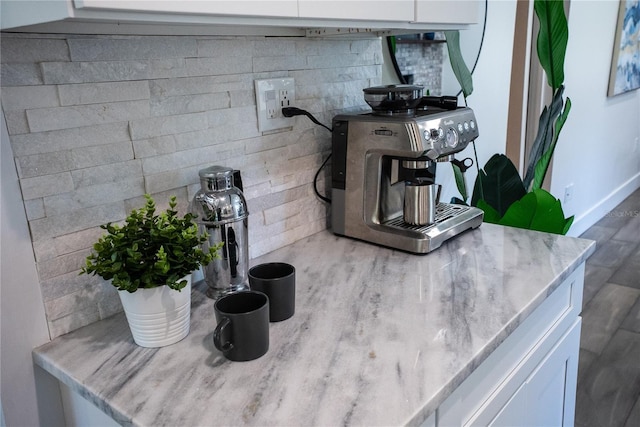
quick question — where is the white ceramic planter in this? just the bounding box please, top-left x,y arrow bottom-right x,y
118,276 -> 191,348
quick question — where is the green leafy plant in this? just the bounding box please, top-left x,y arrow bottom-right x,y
444,30 -> 474,100
469,153 -> 573,233
479,188 -> 573,234
81,194 -> 221,293
471,154 -> 527,217
523,0 -> 571,191
447,0 -> 573,235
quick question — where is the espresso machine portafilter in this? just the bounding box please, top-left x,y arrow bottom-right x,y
330,90 -> 484,254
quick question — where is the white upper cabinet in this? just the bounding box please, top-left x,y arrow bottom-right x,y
74,0 -> 298,18
415,0 -> 478,24
1,0 -> 478,34
298,0 -> 414,22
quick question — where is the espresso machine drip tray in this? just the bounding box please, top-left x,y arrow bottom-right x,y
383,203 -> 484,251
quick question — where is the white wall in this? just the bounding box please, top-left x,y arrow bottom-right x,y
1,112 -> 65,425
551,0 -> 640,236
439,0 -> 518,204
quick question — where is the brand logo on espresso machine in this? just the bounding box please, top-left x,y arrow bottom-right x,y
371,127 -> 395,137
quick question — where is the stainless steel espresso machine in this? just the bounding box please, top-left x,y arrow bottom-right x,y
331,85 -> 484,254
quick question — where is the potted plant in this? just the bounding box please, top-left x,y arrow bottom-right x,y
81,194 -> 221,348
444,0 -> 573,235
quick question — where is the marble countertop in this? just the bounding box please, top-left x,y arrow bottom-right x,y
33,224 -> 595,426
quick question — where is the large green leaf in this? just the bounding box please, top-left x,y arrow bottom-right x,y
471,154 -> 526,217
498,190 -> 539,230
497,189 -> 573,235
562,213 -> 575,235
452,162 -> 468,202
533,96 -> 571,190
523,85 -> 565,190
523,1 -> 571,192
444,30 -> 473,99
476,199 -> 501,224
389,36 -> 397,54
534,0 -> 568,90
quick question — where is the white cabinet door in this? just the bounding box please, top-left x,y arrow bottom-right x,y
74,0 -> 298,18
298,0 -> 414,22
467,319 -> 581,427
486,384 -> 526,427
526,318 -> 580,427
415,0 -> 478,24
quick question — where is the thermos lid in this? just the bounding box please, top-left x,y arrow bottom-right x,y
199,165 -> 233,179
193,165 -> 248,223
199,165 -> 234,191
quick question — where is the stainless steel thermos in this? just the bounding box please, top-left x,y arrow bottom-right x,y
191,165 -> 249,298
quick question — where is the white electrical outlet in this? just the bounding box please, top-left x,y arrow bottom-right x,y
279,89 -> 291,109
255,78 -> 295,132
265,90 -> 278,119
564,183 -> 574,204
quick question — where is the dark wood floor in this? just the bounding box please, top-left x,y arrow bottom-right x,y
575,188 -> 640,427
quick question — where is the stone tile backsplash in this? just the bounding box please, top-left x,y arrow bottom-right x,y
394,34 -> 444,93
1,33 -> 382,338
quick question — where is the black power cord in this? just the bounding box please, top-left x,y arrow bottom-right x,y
282,107 -> 333,133
457,0 -> 488,103
387,36 -> 408,85
282,107 -> 332,203
312,154 -> 332,203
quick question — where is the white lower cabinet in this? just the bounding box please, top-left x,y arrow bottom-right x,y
434,263 -> 585,427
470,319 -> 580,427
59,382 -> 119,427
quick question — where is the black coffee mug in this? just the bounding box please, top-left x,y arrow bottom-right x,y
213,291 -> 269,361
248,263 -> 295,322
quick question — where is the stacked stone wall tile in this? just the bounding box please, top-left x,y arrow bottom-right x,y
0,33 -> 384,338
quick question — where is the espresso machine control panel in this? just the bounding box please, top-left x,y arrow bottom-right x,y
415,108 -> 479,159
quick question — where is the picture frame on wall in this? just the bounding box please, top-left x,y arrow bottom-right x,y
608,0 -> 640,97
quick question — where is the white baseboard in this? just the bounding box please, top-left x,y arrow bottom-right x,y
567,172 -> 640,237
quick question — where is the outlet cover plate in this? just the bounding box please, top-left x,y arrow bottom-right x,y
255,78 -> 295,132
564,183 -> 574,204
